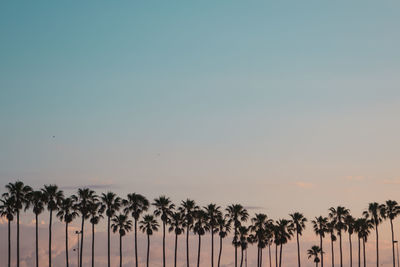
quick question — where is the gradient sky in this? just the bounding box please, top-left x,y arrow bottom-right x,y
1,1 -> 400,266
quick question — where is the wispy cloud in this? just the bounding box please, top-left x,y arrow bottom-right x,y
294,181 -> 315,189
345,176 -> 365,181
382,178 -> 400,185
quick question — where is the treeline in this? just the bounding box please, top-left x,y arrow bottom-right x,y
0,181 -> 399,267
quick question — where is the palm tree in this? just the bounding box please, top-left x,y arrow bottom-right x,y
205,203 -> 222,267
123,193 -> 149,267
73,188 -> 96,267
26,190 -> 45,267
226,204 -> 249,267
238,225 -> 249,267
344,215 -> 355,267
355,218 -> 373,267
193,209 -> 208,267
307,245 -> 322,267
153,196 -> 175,267
179,199 -> 198,267
169,211 -> 185,267
89,198 -> 102,267
216,214 -> 231,267
289,212 -> 307,267
384,200 -> 400,267
42,184 -> 64,267
0,193 -> 15,267
100,191 -> 121,267
250,213 -> 267,267
112,213 -> 133,267
275,219 -> 293,267
57,197 -> 79,267
265,220 -> 275,267
5,181 -> 32,267
312,216 -> 328,267
326,220 -> 337,267
363,202 -> 385,267
140,214 -> 159,267
329,206 -> 350,267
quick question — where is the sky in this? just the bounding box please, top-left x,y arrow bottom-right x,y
1,1 -> 400,266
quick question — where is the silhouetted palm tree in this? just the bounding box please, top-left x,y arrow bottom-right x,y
193,209 -> 208,267
384,200 -> 400,267
73,188 -> 96,267
26,190 -> 45,267
153,196 -> 175,267
275,219 -> 293,267
89,198 -> 102,267
123,193 -> 149,267
140,214 -> 159,267
42,184 -> 64,267
329,206 -> 349,267
326,220 -> 337,267
169,211 -> 185,267
289,212 -> 307,267
355,218 -> 373,267
250,213 -> 269,267
112,213 -> 133,267
344,215 -> 355,267
363,202 -> 385,267
100,191 -> 121,267
205,203 -> 222,267
312,216 -> 328,267
265,220 -> 275,267
179,199 -> 198,267
238,225 -> 249,267
57,197 -> 78,267
226,204 -> 249,267
216,214 -> 231,267
0,193 -> 15,267
307,245 -> 322,267
5,181 -> 32,267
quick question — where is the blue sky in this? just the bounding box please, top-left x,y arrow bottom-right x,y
1,1 -> 400,217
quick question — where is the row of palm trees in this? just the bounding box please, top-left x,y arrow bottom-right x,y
1,181 -> 399,267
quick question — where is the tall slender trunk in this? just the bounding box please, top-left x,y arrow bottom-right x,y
331,237 -> 334,267
349,233 -> 352,267
119,235 -> 123,267
8,219 -> 11,267
17,210 -> 20,267
211,227 -> 214,267
235,225 -> 238,267
174,233 -> 178,267
362,238 -> 366,267
91,222 -> 95,267
240,247 -> 244,267
296,231 -> 301,267
66,222 -> 69,267
80,216 -> 84,267
375,223 -> 379,267
257,247 -> 260,267
260,247 -> 263,267
135,219 -> 138,267
279,244 -> 283,267
187,225 -> 190,267
197,234 -> 201,267
36,214 -> 39,267
108,216 -> 111,267
163,221 -> 166,267
391,219 -> 395,267
275,244 -> 278,267
146,235 -> 150,267
218,236 -> 223,267
320,235 -> 324,267
49,209 -> 52,267
358,237 -> 361,267
339,231 -> 343,267
268,244 -> 272,267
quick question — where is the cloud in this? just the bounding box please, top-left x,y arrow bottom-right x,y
382,178 -> 400,185
345,176 -> 365,181
294,181 -> 315,189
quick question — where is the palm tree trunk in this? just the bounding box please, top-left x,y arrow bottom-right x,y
349,233 -> 352,267
257,247 -> 260,267
218,236 -> 223,267
80,216 -> 84,267
8,218 -> 11,267
339,231 -> 343,267
91,222 -> 95,267
66,222 -> 69,267
108,216 -> 111,267
146,234 -> 150,267
279,244 -> 283,267
363,238 -> 366,267
135,219 -> 138,267
163,221 -> 166,267
49,209 -> 52,267
211,227 -> 214,267
197,234 -> 201,267
240,247 -> 244,267
174,233 -> 178,267
297,231 -> 301,267
187,225 -> 190,267
36,214 -> 39,267
320,235 -> 323,267
358,237 -> 360,267
391,219 -> 395,267
235,225 -> 238,267
268,244 -> 272,267
331,237 -> 334,267
275,244 -> 278,267
260,247 -> 263,267
119,234 -> 123,267
17,210 -> 20,267
375,224 -> 379,267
